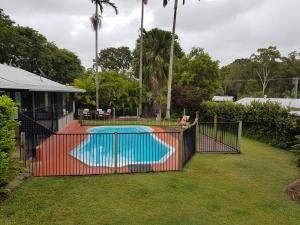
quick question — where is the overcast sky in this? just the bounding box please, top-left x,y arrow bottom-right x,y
1,0 -> 299,68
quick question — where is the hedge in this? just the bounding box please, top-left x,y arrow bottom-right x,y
199,101 -> 300,148
0,95 -> 18,189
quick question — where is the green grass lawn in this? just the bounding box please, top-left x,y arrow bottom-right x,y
1,138 -> 300,225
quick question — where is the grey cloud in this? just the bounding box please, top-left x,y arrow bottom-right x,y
0,0 -> 299,67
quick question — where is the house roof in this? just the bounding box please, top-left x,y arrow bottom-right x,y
0,64 -> 85,93
212,96 -> 234,102
236,97 -> 300,108
289,111 -> 300,117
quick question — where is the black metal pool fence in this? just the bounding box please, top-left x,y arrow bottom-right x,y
199,116 -> 242,153
19,113 -> 241,177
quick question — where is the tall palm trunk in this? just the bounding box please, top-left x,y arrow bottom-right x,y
139,0 -> 145,116
95,4 -> 100,110
166,0 -> 178,119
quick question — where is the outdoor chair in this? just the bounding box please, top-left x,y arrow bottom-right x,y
95,109 -> 104,120
104,109 -> 112,119
83,108 -> 91,120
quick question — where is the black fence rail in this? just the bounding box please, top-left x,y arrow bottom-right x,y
199,116 -> 242,153
21,130 -> 186,176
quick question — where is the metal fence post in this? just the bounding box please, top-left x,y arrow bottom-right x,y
114,132 -> 118,173
178,131 -> 183,171
20,132 -> 26,167
238,121 -> 243,152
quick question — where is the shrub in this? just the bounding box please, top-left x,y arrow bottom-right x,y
0,95 -> 18,188
200,101 -> 300,148
292,135 -> 300,167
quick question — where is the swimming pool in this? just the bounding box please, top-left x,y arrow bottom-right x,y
70,126 -> 175,167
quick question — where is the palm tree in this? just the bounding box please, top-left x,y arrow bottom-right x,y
163,0 -> 199,119
138,0 -> 149,116
133,28 -> 183,116
90,0 -> 118,109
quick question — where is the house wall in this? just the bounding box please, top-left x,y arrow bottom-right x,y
1,89 -> 76,132
58,112 -> 74,131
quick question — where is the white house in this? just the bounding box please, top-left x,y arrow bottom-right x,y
0,63 -> 85,131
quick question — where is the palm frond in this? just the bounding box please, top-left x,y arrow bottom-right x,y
163,0 -> 200,7
90,0 -> 118,15
90,13 -> 102,31
163,0 -> 169,7
100,0 -> 118,14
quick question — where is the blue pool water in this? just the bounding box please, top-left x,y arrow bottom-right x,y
70,126 -> 174,167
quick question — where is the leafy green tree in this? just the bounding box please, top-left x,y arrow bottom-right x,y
172,85 -> 207,116
48,47 -> 84,84
74,71 -> 139,114
220,58 -> 254,97
174,48 -> 220,98
0,9 -> 84,84
292,135 -> 300,167
250,46 -> 282,96
73,71 -> 96,107
98,47 -> 132,72
280,51 -> 300,98
242,79 -> 261,97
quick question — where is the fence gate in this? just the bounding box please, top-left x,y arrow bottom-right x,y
198,117 -> 242,153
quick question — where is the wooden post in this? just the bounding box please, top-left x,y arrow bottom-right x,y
178,131 -> 183,171
213,115 -> 218,151
195,112 -> 200,152
114,132 -> 118,173
238,121 -> 243,152
79,114 -> 83,126
213,115 -> 218,141
20,132 -> 26,167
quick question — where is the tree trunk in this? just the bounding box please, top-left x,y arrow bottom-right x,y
95,4 -> 100,109
262,84 -> 266,97
166,0 -> 178,119
139,0 -> 144,116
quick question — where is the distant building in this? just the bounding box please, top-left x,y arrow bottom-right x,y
236,97 -> 300,109
289,111 -> 300,117
0,64 -> 85,131
212,96 -> 234,102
